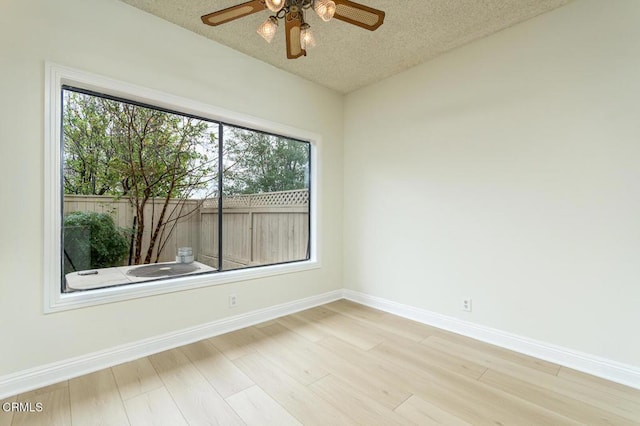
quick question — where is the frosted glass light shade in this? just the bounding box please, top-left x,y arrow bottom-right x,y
300,24 -> 316,49
324,1 -> 336,21
257,17 -> 278,43
314,0 -> 336,22
265,0 -> 286,13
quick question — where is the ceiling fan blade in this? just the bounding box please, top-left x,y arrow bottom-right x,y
332,0 -> 385,31
201,0 -> 266,26
285,11 -> 306,59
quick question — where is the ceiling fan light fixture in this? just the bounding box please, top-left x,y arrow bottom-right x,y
314,0 -> 336,22
300,23 -> 316,49
265,0 -> 286,13
257,16 -> 279,43
201,0 -> 385,59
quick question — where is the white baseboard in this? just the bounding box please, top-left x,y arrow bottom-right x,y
343,289 -> 640,390
2,288 -> 638,399
0,289 -> 342,399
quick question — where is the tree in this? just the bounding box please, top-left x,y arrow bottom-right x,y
63,94 -> 120,195
63,91 -> 218,264
222,127 -> 309,195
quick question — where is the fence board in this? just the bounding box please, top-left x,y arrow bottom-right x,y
64,189 -> 309,269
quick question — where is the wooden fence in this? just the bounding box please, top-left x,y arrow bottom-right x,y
64,189 -> 309,269
199,190 -> 309,269
64,196 -> 201,264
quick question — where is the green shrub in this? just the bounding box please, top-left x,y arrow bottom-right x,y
63,212 -> 129,273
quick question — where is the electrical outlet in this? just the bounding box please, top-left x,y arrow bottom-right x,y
229,293 -> 238,308
462,298 -> 472,312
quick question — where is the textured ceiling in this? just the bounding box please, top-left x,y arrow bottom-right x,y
119,0 -> 572,93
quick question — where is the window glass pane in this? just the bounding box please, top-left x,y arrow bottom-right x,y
61,89 -> 219,291
220,125 -> 311,271
60,88 -> 312,294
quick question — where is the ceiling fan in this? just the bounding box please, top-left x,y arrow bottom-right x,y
201,0 -> 385,59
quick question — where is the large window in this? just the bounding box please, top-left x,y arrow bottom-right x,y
44,64 -> 317,311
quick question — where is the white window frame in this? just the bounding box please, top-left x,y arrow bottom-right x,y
44,63 -> 320,313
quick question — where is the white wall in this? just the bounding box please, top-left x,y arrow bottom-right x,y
0,0 -> 343,375
344,0 -> 640,366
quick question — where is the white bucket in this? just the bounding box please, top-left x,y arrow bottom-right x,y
176,247 -> 194,263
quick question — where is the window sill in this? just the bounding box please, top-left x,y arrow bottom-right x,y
45,260 -> 319,313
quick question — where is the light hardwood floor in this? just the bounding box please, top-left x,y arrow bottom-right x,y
1,300 -> 639,425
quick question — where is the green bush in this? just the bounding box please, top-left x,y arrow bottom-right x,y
63,212 -> 129,273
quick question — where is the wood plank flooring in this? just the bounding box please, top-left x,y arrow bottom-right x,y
1,300 -> 638,425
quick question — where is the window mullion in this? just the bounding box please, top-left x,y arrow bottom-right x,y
217,123 -> 224,272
